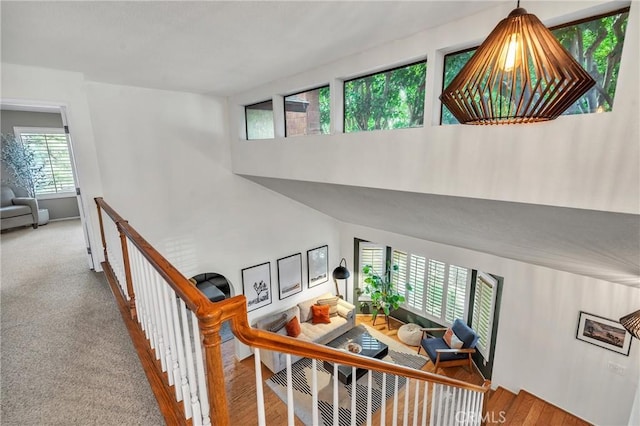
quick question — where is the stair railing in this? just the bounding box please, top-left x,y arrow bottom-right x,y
95,197 -> 491,425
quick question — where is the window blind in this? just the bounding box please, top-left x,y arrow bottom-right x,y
472,273 -> 496,357
407,254 -> 426,311
425,259 -> 445,317
391,250 -> 408,299
359,244 -> 385,290
17,130 -> 74,195
445,265 -> 469,323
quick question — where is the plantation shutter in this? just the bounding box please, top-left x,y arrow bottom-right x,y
425,259 -> 445,317
16,129 -> 75,195
472,272 -> 497,357
445,265 -> 469,323
358,243 -> 385,291
391,250 -> 408,302
407,254 -> 426,311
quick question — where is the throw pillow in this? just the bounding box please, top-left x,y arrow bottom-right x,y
316,296 -> 339,317
285,316 -> 301,337
298,298 -> 317,323
311,304 -> 331,324
336,305 -> 353,320
443,327 -> 464,349
266,313 -> 288,333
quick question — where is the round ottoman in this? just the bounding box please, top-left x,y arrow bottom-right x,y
398,323 -> 423,346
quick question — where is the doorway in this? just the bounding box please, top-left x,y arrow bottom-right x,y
0,101 -> 94,268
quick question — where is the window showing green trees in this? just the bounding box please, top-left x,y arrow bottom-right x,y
344,61 -> 427,132
441,8 -> 629,124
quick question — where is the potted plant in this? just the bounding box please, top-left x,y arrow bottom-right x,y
357,262 -> 411,323
1,133 -> 48,198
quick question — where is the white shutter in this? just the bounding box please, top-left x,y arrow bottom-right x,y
425,259 -> 445,318
391,250 -> 408,302
472,272 -> 497,357
358,243 -> 385,291
445,265 -> 469,323
407,254 -> 426,311
15,128 -> 75,196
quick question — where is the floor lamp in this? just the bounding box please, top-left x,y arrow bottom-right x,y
332,258 -> 350,300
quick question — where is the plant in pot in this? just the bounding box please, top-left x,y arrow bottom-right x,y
357,262 -> 411,324
1,133 -> 48,198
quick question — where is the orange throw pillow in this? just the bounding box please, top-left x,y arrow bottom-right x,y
285,316 -> 301,337
311,304 -> 331,324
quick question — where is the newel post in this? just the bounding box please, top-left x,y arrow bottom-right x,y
116,220 -> 137,321
94,197 -> 109,262
199,312 -> 229,426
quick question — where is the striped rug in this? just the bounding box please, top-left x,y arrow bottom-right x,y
265,324 -> 428,426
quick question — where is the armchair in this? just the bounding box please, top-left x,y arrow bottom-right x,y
418,318 -> 479,373
1,185 -> 39,231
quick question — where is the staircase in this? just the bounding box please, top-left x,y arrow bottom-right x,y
486,387 -> 591,425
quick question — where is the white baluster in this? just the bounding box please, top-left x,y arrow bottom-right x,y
191,310 -> 210,426
429,383 -> 437,426
436,384 -> 444,426
157,273 -> 174,378
469,392 -> 478,426
380,373 -> 387,426
311,359 -> 318,426
367,370 -> 372,426
476,393 -> 484,426
421,382 -> 428,426
442,386 -> 451,426
461,389 -> 469,426
254,349 -> 266,426
143,261 -> 158,352
392,375 -> 399,426
333,363 -> 339,426
447,388 -> 456,425
161,283 -> 178,388
151,272 -> 167,372
180,299 -> 200,421
413,379 -> 420,426
286,354 -> 294,426
403,378 -> 410,426
350,367 -> 357,426
169,287 -> 190,409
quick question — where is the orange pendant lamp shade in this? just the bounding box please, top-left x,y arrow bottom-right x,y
440,7 -> 596,125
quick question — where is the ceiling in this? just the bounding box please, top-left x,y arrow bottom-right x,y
244,176 -> 640,287
1,0 -> 502,96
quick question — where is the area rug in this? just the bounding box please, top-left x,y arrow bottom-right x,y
265,325 -> 428,426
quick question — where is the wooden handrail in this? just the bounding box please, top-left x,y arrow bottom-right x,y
211,295 -> 491,394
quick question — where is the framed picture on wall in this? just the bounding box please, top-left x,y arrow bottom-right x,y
576,311 -> 632,356
277,253 -> 303,300
307,245 -> 328,288
242,262 -> 272,312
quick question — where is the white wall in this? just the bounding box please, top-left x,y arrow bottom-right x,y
1,64 -> 105,268
339,223 -> 640,425
229,1 -> 639,215
84,82 -> 342,359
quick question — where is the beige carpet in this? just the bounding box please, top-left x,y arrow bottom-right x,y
1,220 -> 164,425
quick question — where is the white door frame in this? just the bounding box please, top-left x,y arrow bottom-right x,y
1,100 -> 95,269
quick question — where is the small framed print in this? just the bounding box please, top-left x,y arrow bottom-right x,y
242,262 -> 272,312
576,311 -> 632,356
307,245 -> 328,288
277,253 -> 303,300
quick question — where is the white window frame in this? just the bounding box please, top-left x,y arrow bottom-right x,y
471,272 -> 498,358
357,242 -> 386,302
13,126 -> 76,199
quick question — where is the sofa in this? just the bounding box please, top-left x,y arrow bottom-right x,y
1,185 -> 39,231
253,292 -> 356,373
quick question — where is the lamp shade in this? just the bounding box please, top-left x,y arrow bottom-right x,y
332,258 -> 351,280
620,309 -> 640,339
440,7 -> 596,124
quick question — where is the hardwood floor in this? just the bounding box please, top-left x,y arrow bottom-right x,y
222,315 -> 484,425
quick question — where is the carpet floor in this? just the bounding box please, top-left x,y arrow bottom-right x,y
266,324 -> 428,426
1,220 -> 164,425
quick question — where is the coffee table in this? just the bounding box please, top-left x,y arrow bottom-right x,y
324,328 -> 389,385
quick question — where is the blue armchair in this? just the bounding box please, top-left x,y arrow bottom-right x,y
418,319 -> 479,372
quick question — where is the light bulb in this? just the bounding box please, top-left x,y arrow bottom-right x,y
503,34 -> 518,71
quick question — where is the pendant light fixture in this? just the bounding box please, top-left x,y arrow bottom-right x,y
440,1 -> 596,125
620,309 -> 640,339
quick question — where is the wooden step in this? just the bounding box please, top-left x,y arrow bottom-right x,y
501,389 -> 591,426
485,386 -> 517,421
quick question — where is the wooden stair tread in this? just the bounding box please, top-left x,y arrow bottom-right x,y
496,389 -> 592,426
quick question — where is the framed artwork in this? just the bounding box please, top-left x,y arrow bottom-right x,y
576,311 -> 632,356
277,253 -> 303,300
307,245 -> 328,288
242,262 -> 272,312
